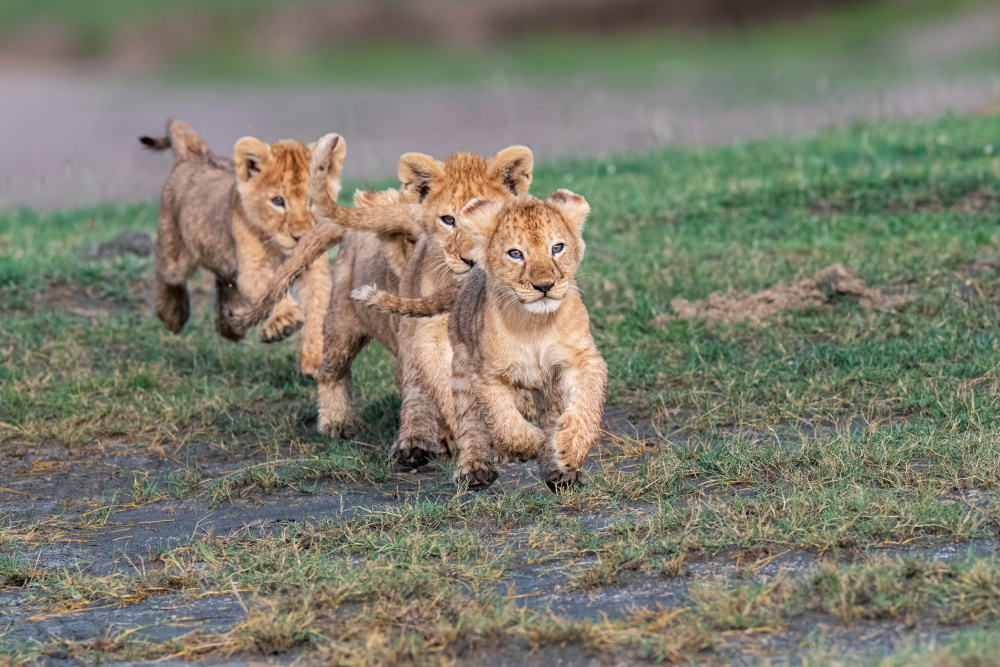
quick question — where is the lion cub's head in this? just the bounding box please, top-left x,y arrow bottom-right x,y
396,147 -> 534,275
234,134 -> 345,253
459,191 -> 590,315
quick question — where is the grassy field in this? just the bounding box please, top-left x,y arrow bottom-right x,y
2,114 -> 1000,664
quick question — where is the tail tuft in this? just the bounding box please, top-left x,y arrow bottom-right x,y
141,119 -> 210,163
140,135 -> 171,151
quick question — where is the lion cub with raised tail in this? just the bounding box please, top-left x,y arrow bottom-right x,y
353,191 -> 607,492
141,119 -> 344,376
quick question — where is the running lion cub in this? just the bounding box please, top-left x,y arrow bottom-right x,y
352,191 -> 607,491
141,119 -> 344,376
230,141 -> 534,469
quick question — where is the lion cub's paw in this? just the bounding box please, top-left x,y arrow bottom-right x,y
156,283 -> 190,334
494,450 -> 516,465
544,469 -> 587,494
455,461 -> 498,490
260,305 -> 305,343
298,351 -> 321,377
318,413 -> 365,439
438,429 -> 456,460
222,303 -> 249,331
391,436 -> 438,469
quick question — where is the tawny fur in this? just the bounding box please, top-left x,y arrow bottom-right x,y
142,118 -> 343,376
356,192 -> 607,492
234,138 -> 534,466
350,283 -> 459,318
325,145 -> 533,465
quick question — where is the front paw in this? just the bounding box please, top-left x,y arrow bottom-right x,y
544,469 -> 587,494
391,436 -> 437,469
455,461 -> 498,490
494,449 -> 516,465
261,305 -> 305,343
318,412 -> 365,438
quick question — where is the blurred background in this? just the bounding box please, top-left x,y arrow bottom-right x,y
0,0 -> 997,210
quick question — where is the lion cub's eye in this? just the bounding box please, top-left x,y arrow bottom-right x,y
507,249 -> 524,260
551,243 -> 565,256
271,196 -> 285,208
440,215 -> 456,227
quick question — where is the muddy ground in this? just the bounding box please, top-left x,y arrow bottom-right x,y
1,375 -> 995,666
3,433 -> 996,667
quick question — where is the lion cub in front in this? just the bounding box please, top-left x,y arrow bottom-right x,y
354,191 -> 607,491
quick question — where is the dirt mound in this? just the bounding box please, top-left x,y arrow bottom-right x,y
78,230 -> 154,261
649,264 -> 912,328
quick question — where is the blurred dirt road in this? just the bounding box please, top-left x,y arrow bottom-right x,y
1,72 -> 998,210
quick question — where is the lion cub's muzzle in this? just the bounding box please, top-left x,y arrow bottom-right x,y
518,282 -> 568,314
445,255 -> 475,275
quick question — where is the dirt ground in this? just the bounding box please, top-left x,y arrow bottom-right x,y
2,397 -> 994,666
4,240 -> 1000,662
0,260 -> 992,665
1,70 -> 998,211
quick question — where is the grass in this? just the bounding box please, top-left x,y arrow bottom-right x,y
3,114 -> 1000,663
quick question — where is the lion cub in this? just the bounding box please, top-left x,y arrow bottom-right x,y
141,119 -> 344,376
353,191 -> 607,491
231,142 -> 534,469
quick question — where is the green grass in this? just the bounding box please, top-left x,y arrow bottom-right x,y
3,114 -> 1000,663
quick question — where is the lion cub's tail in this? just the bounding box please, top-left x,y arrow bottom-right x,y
228,222 -> 345,334
350,284 -> 458,318
227,187 -> 396,334
139,118 -> 211,163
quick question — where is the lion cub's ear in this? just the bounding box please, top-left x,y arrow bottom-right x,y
234,137 -> 272,183
547,189 -> 590,237
310,134 -> 347,202
491,146 -> 534,196
459,198 -> 503,264
398,153 -> 443,203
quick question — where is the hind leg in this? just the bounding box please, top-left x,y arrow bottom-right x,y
394,316 -> 463,468
392,339 -> 443,468
215,275 -> 245,342
155,204 -> 194,333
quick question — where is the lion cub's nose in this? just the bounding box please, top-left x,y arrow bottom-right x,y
532,282 -> 555,295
